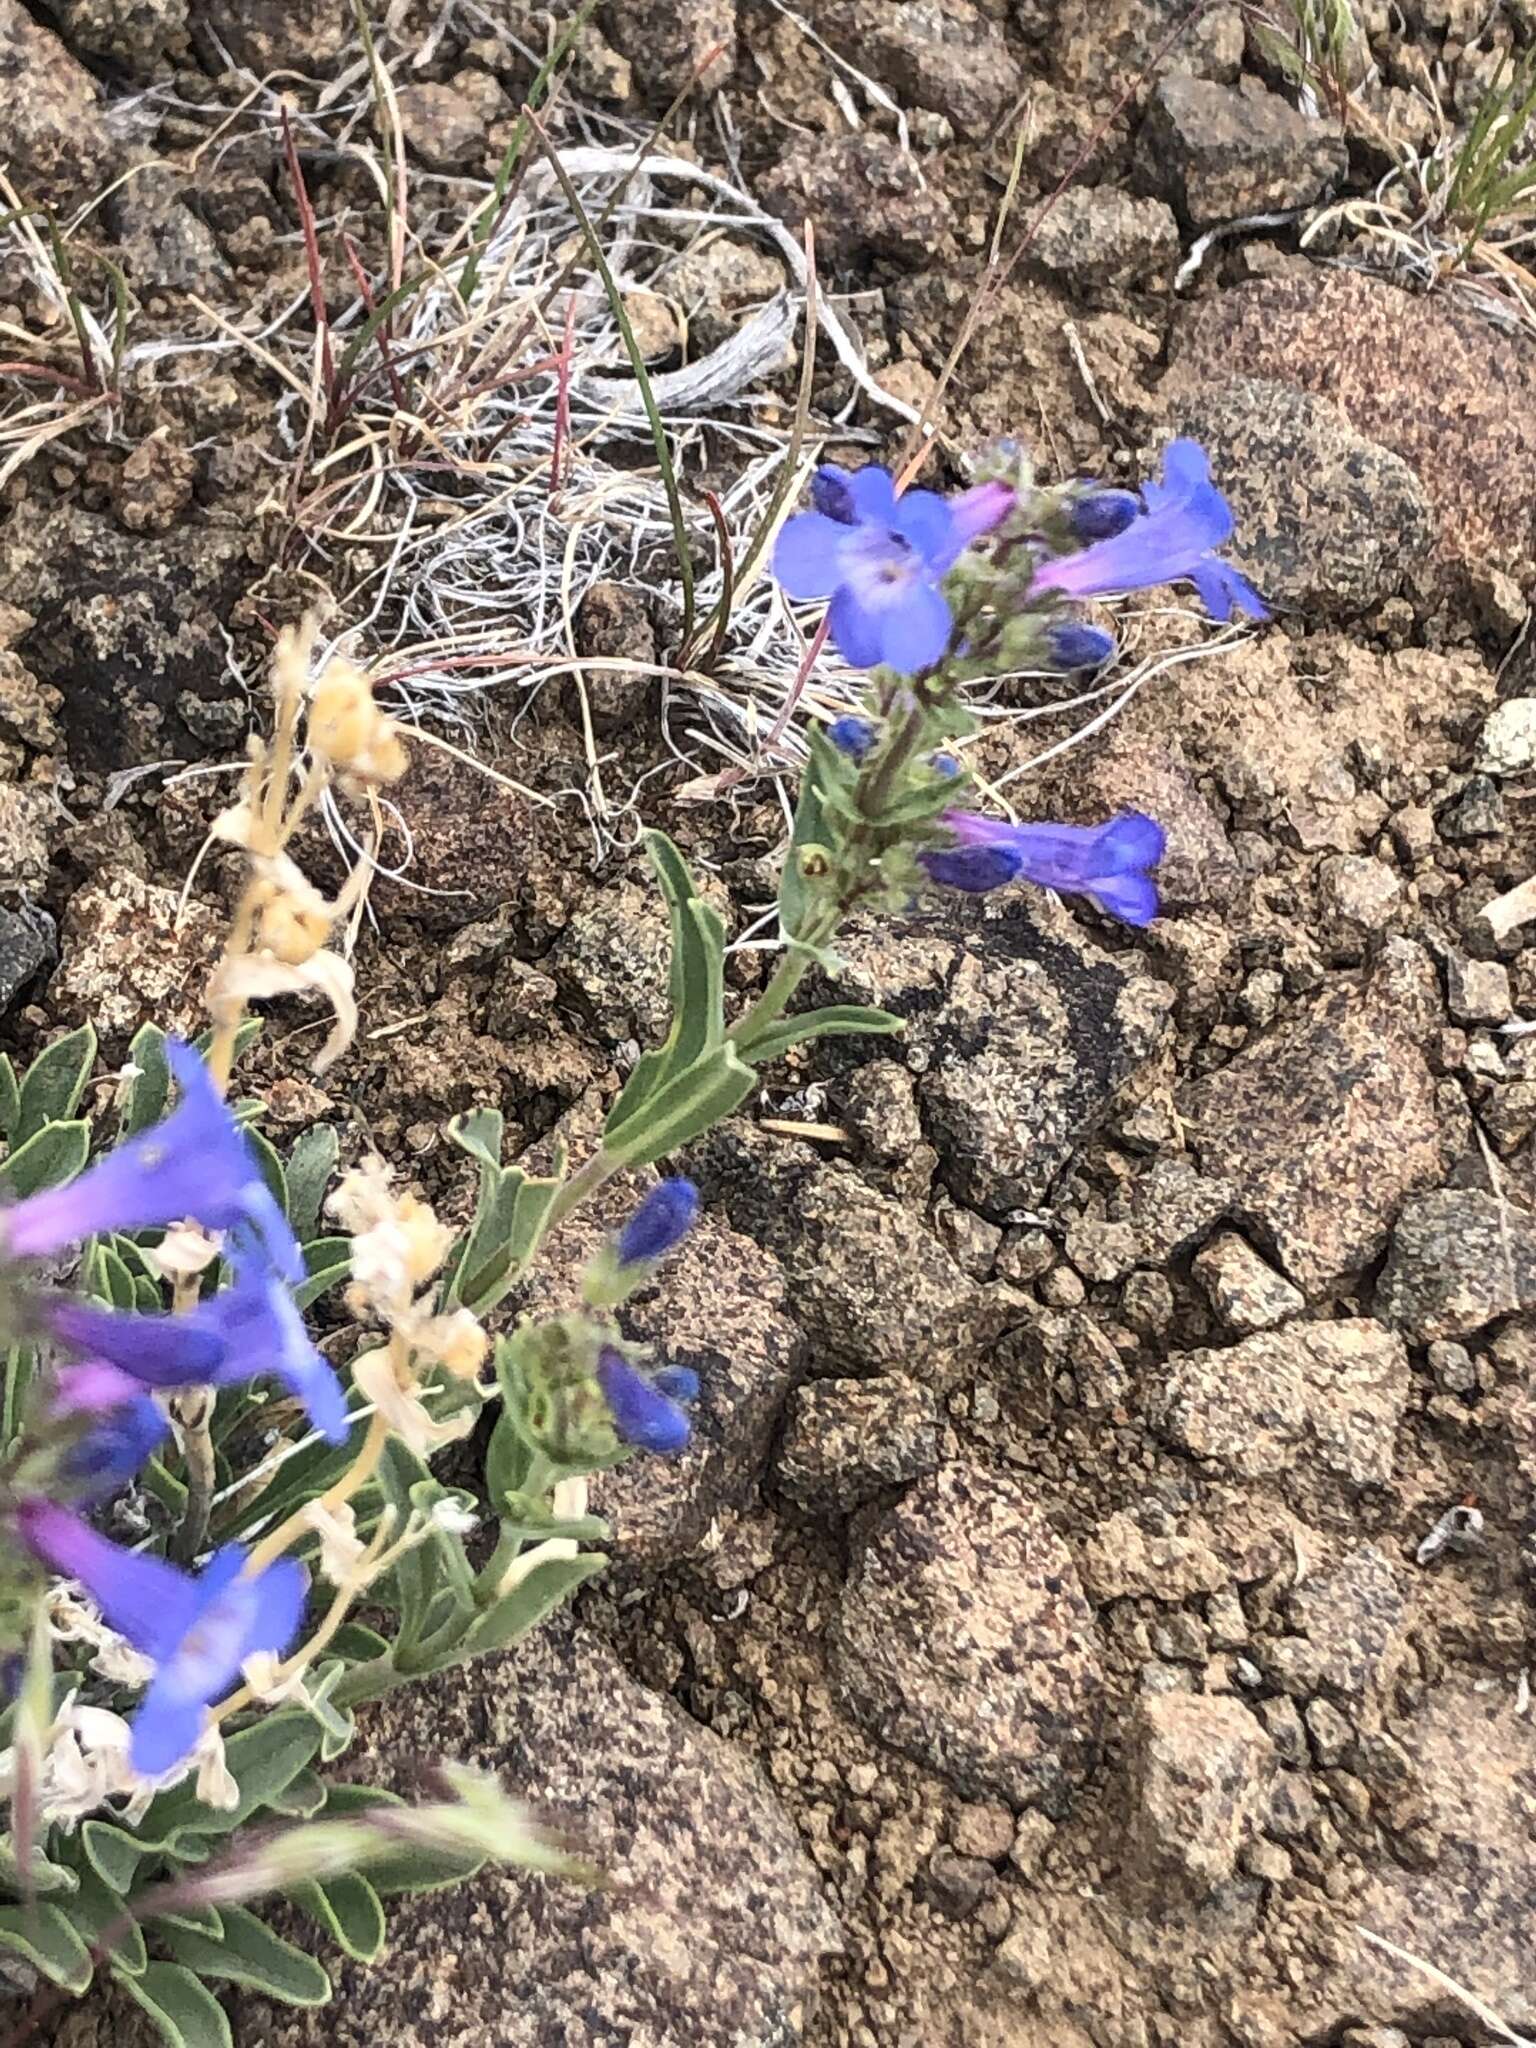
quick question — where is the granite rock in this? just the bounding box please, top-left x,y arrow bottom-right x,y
238,1620 -> 840,2048
834,1463 -> 1105,1811
1182,958 -> 1446,1296
1153,1319 -> 1410,1490
1168,378 -> 1432,616
1140,74 -> 1345,225
1376,1187 -> 1536,1342
1127,1692 -> 1276,1896
775,1377 -> 943,1514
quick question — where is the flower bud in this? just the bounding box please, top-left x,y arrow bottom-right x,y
615,1179 -> 698,1268
1072,490 -> 1139,542
827,716 -> 877,762
1045,623 -> 1116,672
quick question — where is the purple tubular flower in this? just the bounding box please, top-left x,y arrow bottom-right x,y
774,466 -> 1013,676
920,810 -> 1167,927
51,1363 -> 169,1497
827,716 -> 877,762
43,1247 -> 349,1446
1032,441 -> 1268,623
1072,490 -> 1140,542
595,1347 -> 692,1457
1045,623 -> 1116,671
16,1501 -> 307,1775
614,1178 -> 698,1270
0,1042 -> 299,1282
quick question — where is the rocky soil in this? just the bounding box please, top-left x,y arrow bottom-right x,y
9,2 -> 1536,2046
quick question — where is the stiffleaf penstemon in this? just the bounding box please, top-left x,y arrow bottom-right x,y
0,427 -> 1268,2037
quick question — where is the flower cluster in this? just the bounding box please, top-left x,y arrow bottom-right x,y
0,1042 -> 343,1773
770,437 -> 1268,931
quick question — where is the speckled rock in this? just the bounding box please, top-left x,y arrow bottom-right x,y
230,1620 -> 839,2048
775,1377 -> 943,1514
50,0 -> 185,68
1140,74 -> 1345,224
1192,1232 -> 1304,1333
0,785 -> 51,891
109,172 -> 227,295
1129,1157 -> 1234,1263
0,906 -> 52,1014
1169,268 -> 1536,591
1044,0 -> 1245,92
0,0 -> 117,199
553,876 -> 695,1045
51,873 -> 222,1051
600,0 -> 736,100
519,1184 -> 802,1569
817,0 -> 1022,130
1167,378 -> 1432,616
0,505 -> 258,776
743,1149 -> 985,1382
197,0 -> 352,68
1127,1692 -> 1276,1897
1077,1509 -> 1228,1606
396,74 -> 505,173
1376,1187 -> 1536,1342
833,1463 -> 1105,1811
1153,1319 -> 1410,1490
1181,955 -> 1446,1296
761,134 -> 952,268
826,900 -> 1171,1218
1265,1545 -> 1407,1704
1317,854 -> 1405,962
1024,186 -> 1181,292
1299,1682 -> 1536,2038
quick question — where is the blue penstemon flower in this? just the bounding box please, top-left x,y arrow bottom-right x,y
774,465 -> 1013,674
0,1041 -> 294,1274
49,1363 -> 170,1499
1032,440 -> 1268,623
16,1500 -> 308,1774
42,1241 -> 349,1446
920,811 -> 1167,926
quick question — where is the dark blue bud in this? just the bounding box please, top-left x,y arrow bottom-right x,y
930,752 -> 962,779
811,466 -> 858,524
1072,490 -> 1139,542
596,1348 -> 691,1456
63,1396 -> 171,1499
918,844 -> 1025,894
652,1364 -> 701,1404
827,716 -> 877,762
615,1178 -> 698,1269
1046,623 -> 1116,672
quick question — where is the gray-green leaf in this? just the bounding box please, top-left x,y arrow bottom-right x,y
117,1960 -> 234,2048
16,1023 -> 96,1143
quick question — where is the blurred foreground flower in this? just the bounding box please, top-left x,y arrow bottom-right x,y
17,1502 -> 308,1774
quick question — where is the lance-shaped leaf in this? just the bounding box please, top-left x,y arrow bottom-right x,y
778,725 -> 843,942
735,1003 -> 902,1068
159,1906 -> 331,2007
605,832 -> 729,1140
16,1023 -> 96,1143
